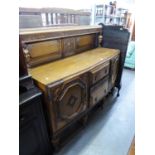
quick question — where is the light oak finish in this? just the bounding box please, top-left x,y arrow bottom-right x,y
89,61 -> 110,85
90,77 -> 109,106
20,26 -> 122,150
29,47 -> 119,85
20,26 -> 100,67
20,25 -> 102,43
20,25 -> 102,35
76,34 -> 94,47
23,39 -> 62,67
27,40 -> 61,58
47,73 -> 88,132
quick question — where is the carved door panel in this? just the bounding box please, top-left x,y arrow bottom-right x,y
48,73 -> 88,131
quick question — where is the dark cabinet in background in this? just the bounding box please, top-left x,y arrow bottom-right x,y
100,24 -> 130,95
19,38 -> 52,155
19,88 -> 51,155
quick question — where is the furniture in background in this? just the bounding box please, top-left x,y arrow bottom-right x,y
100,24 -> 130,95
19,39 -> 52,155
19,7 -> 91,29
131,22 -> 135,41
124,41 -> 135,69
20,25 -> 129,151
93,4 -> 131,29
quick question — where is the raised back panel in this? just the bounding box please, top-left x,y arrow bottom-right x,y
76,34 -> 96,53
63,37 -> 76,57
23,40 -> 62,67
20,26 -> 102,68
62,34 -> 96,57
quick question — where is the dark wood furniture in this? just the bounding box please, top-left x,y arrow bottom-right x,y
19,39 -> 52,155
19,25 -> 129,150
99,24 -> 130,95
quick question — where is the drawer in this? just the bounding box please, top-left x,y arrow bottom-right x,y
89,62 -> 110,85
90,77 -> 109,106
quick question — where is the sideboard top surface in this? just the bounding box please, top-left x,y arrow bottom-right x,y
19,25 -> 102,43
29,47 -> 120,85
20,25 -> 102,35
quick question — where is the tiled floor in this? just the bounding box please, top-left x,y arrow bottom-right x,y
55,68 -> 135,155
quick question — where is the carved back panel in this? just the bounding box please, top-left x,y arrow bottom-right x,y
20,26 -> 102,68
23,39 -> 62,67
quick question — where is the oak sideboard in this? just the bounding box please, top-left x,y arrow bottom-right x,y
19,25 -> 129,150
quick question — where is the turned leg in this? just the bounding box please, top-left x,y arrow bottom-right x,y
100,98 -> 105,110
117,90 -> 120,97
110,87 -> 115,96
116,84 -> 121,97
52,136 -> 60,152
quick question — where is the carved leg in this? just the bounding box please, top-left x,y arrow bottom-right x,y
116,84 -> 121,97
111,87 -> 115,96
109,89 -> 113,95
117,90 -> 120,97
80,115 -> 88,127
100,98 -> 105,110
52,136 -> 60,152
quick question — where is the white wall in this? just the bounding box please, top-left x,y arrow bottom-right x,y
19,0 -> 133,9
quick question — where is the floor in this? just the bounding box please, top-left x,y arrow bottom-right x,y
55,68 -> 135,155
128,137 -> 135,155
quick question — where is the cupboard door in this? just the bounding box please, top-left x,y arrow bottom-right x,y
48,73 -> 88,131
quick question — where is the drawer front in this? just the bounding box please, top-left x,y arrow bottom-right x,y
89,62 -> 110,85
90,78 -> 109,106
23,40 -> 62,67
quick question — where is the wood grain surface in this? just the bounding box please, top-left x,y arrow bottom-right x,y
29,47 -> 120,85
